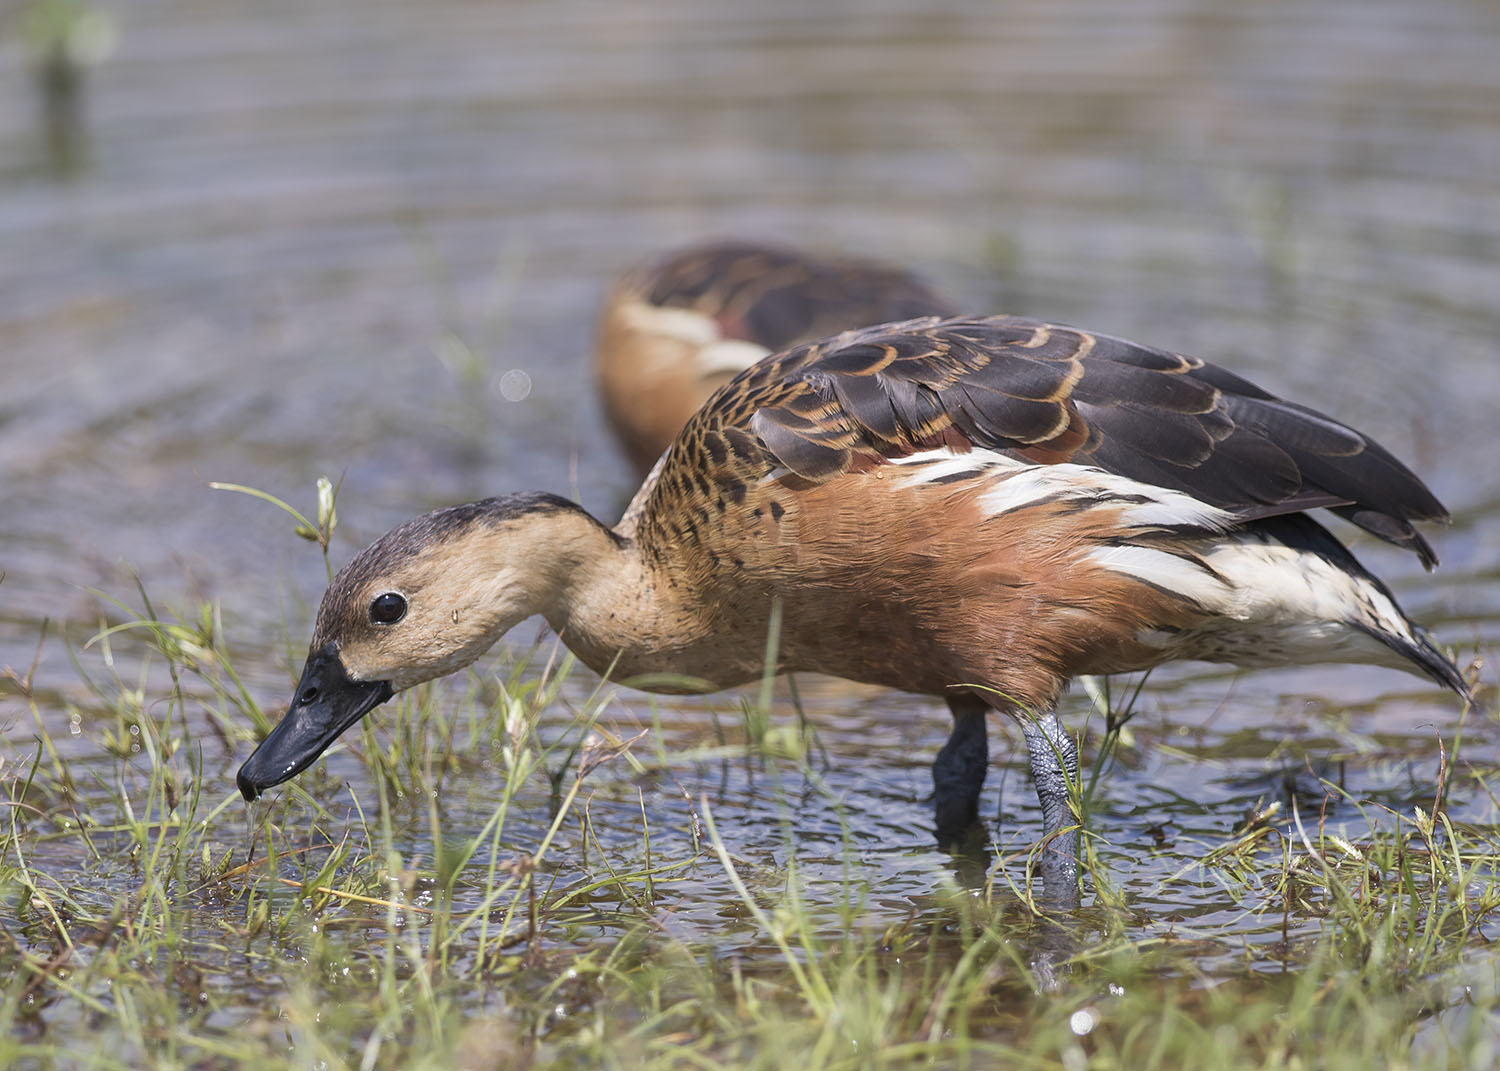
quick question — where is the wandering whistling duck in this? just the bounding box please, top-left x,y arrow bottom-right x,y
238,314 -> 1468,902
596,241 -> 956,474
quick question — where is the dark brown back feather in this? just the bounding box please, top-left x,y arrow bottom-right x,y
643,316 -> 1448,567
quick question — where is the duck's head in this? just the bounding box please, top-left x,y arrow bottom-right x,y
237,493 -> 593,800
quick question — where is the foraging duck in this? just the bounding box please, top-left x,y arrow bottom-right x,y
239,315 -> 1468,901
596,241 -> 956,474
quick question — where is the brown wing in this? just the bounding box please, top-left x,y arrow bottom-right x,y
646,315 -> 1448,566
631,241 -> 958,353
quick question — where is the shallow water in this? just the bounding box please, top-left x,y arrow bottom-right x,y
1,0 -> 1499,1057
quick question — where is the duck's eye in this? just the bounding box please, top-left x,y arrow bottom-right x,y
369,591 -> 407,625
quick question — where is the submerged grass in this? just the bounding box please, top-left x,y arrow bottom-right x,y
0,493 -> 1496,1069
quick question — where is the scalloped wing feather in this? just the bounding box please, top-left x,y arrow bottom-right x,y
646,315 -> 1447,567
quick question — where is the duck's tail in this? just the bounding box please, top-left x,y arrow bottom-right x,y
1251,514 -> 1472,702
1355,620 -> 1472,701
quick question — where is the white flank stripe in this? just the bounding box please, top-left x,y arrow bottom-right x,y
615,301 -> 770,377
696,339 -> 772,377
616,301 -> 722,346
888,447 -> 1232,532
1088,545 -> 1232,609
979,467 -> 1231,530
1115,494 -> 1234,532
888,447 -> 1016,484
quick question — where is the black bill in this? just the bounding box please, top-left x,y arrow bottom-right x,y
237,643 -> 393,801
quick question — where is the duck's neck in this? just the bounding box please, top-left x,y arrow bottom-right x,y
501,500 -> 745,691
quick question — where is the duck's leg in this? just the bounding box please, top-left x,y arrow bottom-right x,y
1021,710 -> 1080,903
933,694 -> 989,847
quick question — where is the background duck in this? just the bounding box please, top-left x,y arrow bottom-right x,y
239,315 -> 1467,902
595,241 -> 956,474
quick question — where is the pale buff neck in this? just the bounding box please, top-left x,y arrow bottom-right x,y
469,505 -> 743,692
